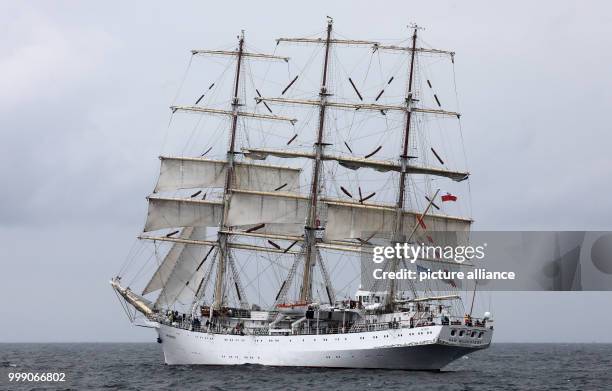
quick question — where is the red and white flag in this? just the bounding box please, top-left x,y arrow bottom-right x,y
441,193 -> 457,202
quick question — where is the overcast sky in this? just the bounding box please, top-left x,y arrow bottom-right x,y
1,0 -> 611,342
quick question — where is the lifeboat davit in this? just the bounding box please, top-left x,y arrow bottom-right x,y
276,301 -> 309,315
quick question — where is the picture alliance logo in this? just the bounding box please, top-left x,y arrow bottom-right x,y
372,243 -> 487,264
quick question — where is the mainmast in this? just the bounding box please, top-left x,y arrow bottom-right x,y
299,18 -> 334,302
213,31 -> 245,309
388,26 -> 419,306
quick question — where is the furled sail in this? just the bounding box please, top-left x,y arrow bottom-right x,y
142,227 -> 212,308
242,148 -> 469,181
144,197 -> 223,232
323,201 -> 471,246
235,223 -> 307,237
154,156 -> 301,193
335,156 -> 469,181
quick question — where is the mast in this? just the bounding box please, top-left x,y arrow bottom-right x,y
139,22 -> 465,314
388,26 -> 419,307
299,18 -> 334,302
397,26 -> 418,233
139,37 -> 291,312
213,31 -> 245,309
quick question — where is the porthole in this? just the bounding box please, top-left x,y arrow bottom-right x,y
451,330 -> 456,336
459,330 -> 464,337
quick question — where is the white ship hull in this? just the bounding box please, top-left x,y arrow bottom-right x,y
156,323 -> 492,370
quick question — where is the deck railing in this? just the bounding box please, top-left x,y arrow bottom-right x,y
150,313 -> 490,337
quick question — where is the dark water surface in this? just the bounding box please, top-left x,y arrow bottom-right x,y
1,343 -> 610,390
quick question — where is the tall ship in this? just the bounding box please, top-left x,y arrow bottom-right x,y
112,18 -> 493,370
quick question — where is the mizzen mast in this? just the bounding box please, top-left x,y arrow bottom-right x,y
384,25 -> 464,307
396,26 -> 419,233
388,26 -> 419,306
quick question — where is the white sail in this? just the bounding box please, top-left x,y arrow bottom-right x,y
144,197 -> 223,232
142,227 -> 195,295
144,191 -> 306,235
154,156 -> 301,193
226,190 -> 307,232
234,162 -> 300,193
323,201 -> 471,246
147,227 -> 212,308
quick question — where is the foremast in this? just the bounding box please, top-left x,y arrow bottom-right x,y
142,32 -> 293,313
213,31 -> 245,310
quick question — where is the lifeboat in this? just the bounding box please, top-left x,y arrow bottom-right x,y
276,301 -> 309,315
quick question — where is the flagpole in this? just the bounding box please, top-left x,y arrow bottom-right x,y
469,279 -> 478,316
